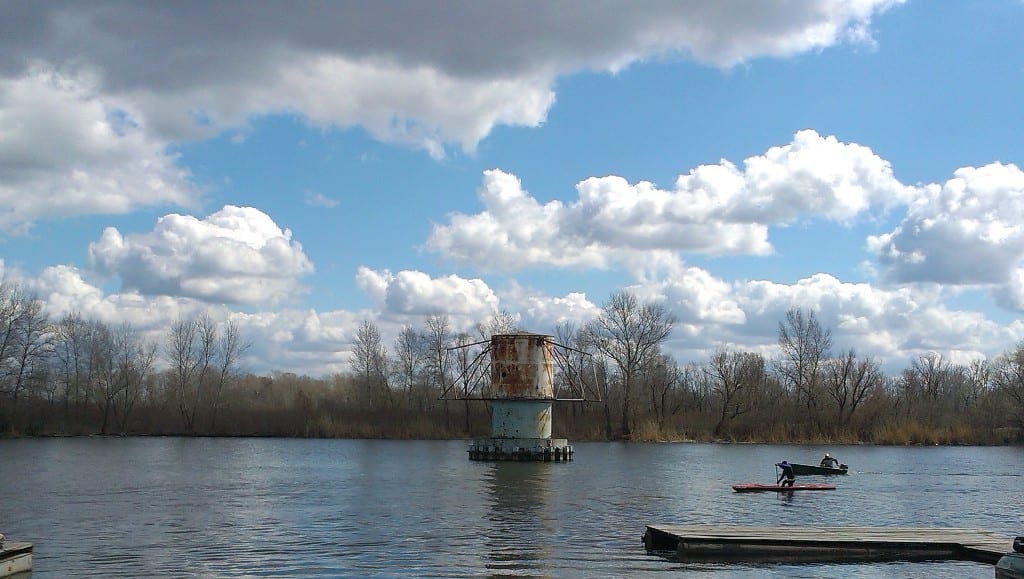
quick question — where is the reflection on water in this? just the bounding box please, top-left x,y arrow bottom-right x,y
483,462 -> 555,575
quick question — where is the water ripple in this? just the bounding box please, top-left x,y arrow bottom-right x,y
0,439 -> 1013,578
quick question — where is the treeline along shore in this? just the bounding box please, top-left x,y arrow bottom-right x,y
1,282 -> 1023,445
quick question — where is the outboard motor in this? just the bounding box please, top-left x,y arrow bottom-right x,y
1013,536 -> 1024,553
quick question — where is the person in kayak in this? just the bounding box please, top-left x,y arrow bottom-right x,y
820,453 -> 839,468
776,461 -> 795,487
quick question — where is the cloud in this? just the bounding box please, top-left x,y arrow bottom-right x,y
13,263 -> 219,344
867,162 -> 1024,291
0,68 -> 197,234
995,268 -> 1024,313
0,3 -> 904,234
492,266 -> 1024,373
355,266 -> 499,320
638,269 -> 1022,371
728,130 -> 914,223
426,131 -> 911,273
304,190 -> 339,208
424,170 -> 613,272
88,205 -> 314,306
21,265 -> 107,319
7,260 -> 358,376
756,274 -> 1013,367
498,282 -> 600,331
633,264 -> 746,327
1,2 -> 900,157
6,250 -> 1024,377
231,308 -> 360,376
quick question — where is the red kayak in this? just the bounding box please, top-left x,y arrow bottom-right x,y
732,483 -> 836,492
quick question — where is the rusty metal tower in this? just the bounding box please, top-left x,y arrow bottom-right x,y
442,332 -> 595,461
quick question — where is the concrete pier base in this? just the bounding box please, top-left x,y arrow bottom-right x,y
468,437 -> 573,461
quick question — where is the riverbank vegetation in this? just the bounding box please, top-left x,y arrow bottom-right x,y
1,282 -> 1022,444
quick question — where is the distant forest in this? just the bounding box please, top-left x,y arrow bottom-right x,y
1,282 -> 1023,445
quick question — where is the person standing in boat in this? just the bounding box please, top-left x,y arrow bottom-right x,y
820,453 -> 839,468
776,461 -> 795,487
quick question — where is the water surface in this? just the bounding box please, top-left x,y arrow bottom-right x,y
1,438 -> 1020,577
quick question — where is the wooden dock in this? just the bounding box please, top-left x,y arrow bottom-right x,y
0,542 -> 32,577
644,524 -> 1013,564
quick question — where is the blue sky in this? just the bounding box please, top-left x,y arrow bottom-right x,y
2,0 -> 1024,376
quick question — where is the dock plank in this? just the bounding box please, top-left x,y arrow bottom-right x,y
644,524 -> 1012,564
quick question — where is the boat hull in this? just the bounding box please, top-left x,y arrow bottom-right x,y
732,483 -> 836,492
1,542 -> 33,577
790,463 -> 848,476
997,553 -> 1024,579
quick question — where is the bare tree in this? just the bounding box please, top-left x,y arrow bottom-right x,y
582,291 -> 676,438
88,321 -> 120,434
575,342 -> 614,440
351,319 -> 389,409
553,321 -> 578,349
166,314 -> 248,434
679,361 -> 711,414
902,352 -> 964,426
642,353 -> 683,430
425,314 -> 452,391
477,310 -> 519,339
822,349 -> 882,431
956,359 -> 991,414
168,316 -> 200,433
0,284 -> 30,410
392,325 -> 425,409
54,312 -> 91,415
195,314 -> 218,414
452,331 -> 476,433
554,321 -> 598,425
210,319 -> 247,431
911,352 -> 952,402
38,356 -> 62,407
707,349 -> 765,437
0,286 -> 54,434
773,306 -> 832,423
8,295 -> 52,414
992,344 -> 1024,428
425,314 -> 452,426
112,323 -> 157,434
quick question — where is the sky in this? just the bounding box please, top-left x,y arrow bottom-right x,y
2,0 -> 1024,377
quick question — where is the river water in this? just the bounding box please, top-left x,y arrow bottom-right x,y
0,438 -> 1021,578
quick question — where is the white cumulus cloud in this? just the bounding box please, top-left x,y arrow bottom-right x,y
427,131 -> 912,273
0,68 -> 197,234
867,162 -> 1024,294
635,269 -> 1022,371
355,266 -> 499,320
89,205 -> 314,306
